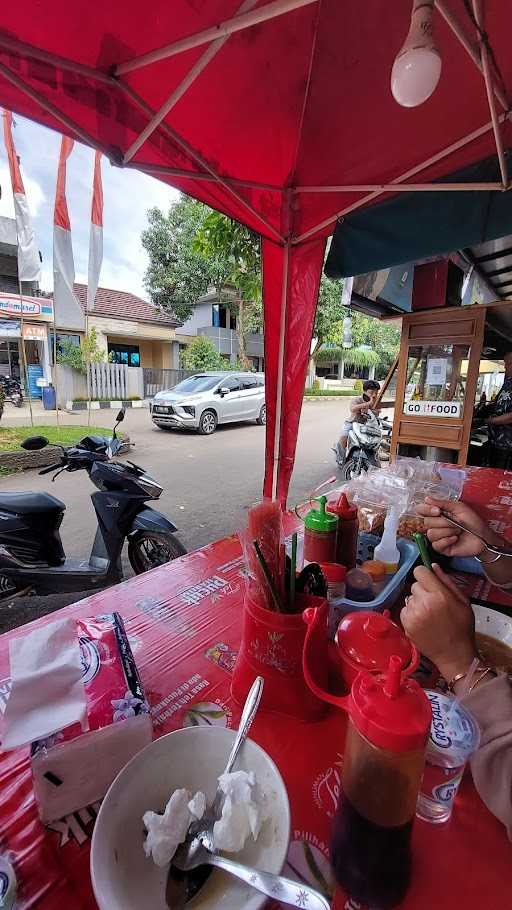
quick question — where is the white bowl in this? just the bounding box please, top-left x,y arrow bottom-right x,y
472,602 -> 512,650
91,726 -> 290,910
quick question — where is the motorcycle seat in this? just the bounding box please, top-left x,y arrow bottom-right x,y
0,492 -> 66,515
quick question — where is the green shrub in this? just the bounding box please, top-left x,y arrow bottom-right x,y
353,379 -> 363,393
312,378 -> 320,391
304,389 -> 354,397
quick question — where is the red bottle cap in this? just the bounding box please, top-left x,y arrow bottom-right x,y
336,610 -> 413,671
327,493 -> 357,520
350,656 -> 432,752
319,562 -> 347,582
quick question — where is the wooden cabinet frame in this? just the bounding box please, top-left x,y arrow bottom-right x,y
390,306 -> 486,464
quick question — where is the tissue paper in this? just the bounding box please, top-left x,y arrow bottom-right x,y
144,789 -> 205,867
2,618 -> 87,750
26,613 -> 152,824
213,771 -> 269,852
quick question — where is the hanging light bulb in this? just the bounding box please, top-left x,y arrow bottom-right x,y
391,0 -> 442,107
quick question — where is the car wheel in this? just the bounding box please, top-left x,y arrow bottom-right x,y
198,409 -> 218,435
256,404 -> 266,425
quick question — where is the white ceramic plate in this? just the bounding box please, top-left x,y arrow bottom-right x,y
472,602 -> 512,649
91,726 -> 290,910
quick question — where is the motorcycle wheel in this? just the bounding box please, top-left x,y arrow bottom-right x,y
128,531 -> 187,574
340,456 -> 370,481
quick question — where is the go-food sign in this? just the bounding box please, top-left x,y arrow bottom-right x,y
404,400 -> 462,418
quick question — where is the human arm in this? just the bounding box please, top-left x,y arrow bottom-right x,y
401,565 -> 512,838
350,399 -> 370,417
488,413 -> 512,427
416,497 -> 512,588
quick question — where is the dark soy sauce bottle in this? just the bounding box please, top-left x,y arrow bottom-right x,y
332,656 -> 431,908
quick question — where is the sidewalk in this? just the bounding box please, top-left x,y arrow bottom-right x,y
1,400 -> 148,428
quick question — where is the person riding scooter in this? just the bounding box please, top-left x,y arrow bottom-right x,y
335,379 -> 381,465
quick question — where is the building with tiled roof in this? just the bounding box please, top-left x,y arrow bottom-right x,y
53,283 -> 192,373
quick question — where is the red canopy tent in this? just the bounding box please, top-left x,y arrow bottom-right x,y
0,0 -> 510,501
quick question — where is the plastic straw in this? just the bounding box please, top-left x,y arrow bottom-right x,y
253,540 -> 282,612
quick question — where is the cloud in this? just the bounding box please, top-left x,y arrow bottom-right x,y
0,115 -> 180,299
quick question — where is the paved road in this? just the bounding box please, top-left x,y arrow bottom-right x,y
0,400 -> 349,630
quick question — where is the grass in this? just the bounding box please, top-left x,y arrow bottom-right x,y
304,389 -> 355,397
0,426 -> 113,452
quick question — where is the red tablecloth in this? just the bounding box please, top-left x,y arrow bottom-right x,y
1,470 -> 511,910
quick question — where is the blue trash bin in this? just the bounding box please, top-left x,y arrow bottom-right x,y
42,385 -> 56,410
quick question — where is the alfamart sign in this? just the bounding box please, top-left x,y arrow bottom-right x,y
404,400 -> 462,418
0,294 -> 53,319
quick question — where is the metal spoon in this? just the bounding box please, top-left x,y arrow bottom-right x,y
173,839 -> 331,910
166,676 -> 264,908
440,509 -> 512,557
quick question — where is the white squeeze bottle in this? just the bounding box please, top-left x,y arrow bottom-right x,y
374,505 -> 401,573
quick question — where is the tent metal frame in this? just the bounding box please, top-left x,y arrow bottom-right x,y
0,0 -> 509,248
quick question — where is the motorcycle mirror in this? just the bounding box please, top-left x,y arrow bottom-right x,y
21,435 -> 49,451
116,408 -> 126,423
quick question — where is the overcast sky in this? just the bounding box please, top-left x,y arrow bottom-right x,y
0,114 -> 179,299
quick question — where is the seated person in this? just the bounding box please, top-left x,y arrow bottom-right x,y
336,379 -> 381,461
402,498 -> 512,838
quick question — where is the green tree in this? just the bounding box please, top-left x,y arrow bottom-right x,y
57,328 -> 107,374
181,336 -> 225,372
193,209 -> 262,369
141,198 -> 225,322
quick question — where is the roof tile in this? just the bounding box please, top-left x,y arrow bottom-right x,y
73,284 -> 179,327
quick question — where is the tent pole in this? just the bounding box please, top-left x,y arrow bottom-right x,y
0,33 -> 115,85
293,112 -> 509,243
0,64 -> 117,158
471,0 -> 508,188
127,162 -> 281,192
123,0 -> 258,164
272,239 -> 290,501
435,0 -> 509,112
118,81 -> 285,243
296,182 -> 504,193
116,0 -> 318,76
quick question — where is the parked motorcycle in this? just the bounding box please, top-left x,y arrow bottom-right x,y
0,375 -> 23,408
334,409 -> 383,480
0,410 -> 186,598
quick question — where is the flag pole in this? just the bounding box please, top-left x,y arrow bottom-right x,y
17,285 -> 34,427
52,302 -> 60,427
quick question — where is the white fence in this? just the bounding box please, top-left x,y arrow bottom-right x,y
88,362 -> 128,401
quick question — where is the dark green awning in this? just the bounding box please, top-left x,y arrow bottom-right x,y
325,154 -> 512,279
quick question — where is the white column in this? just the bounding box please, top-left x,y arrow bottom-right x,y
41,330 -> 51,381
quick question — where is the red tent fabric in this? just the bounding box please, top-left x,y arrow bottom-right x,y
0,0 -> 511,500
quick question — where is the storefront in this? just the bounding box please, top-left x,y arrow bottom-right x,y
0,293 -> 53,391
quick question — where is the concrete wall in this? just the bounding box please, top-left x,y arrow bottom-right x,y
176,301 -> 212,335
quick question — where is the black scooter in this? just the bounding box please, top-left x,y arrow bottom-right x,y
0,410 -> 186,597
0,375 -> 23,408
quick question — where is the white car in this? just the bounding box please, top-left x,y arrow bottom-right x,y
150,371 -> 266,435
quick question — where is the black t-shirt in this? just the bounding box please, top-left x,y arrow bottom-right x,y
489,377 -> 512,450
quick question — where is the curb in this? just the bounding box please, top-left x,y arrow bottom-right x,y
0,436 -> 131,472
66,399 -> 148,411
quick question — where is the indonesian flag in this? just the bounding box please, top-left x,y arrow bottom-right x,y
2,110 -> 41,283
87,151 -> 103,311
53,136 -> 84,329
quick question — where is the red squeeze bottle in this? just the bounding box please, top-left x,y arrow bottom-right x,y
328,493 -> 358,569
303,495 -> 338,564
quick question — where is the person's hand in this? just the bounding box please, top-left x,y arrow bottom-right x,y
401,564 -> 477,681
416,496 -> 492,558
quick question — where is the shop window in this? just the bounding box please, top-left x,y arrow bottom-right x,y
404,344 -> 470,415
108,342 -> 141,367
49,332 -> 81,364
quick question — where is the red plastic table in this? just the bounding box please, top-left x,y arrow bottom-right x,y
0,469 -> 511,910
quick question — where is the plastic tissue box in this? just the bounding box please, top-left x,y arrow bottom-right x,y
31,612 -> 152,824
